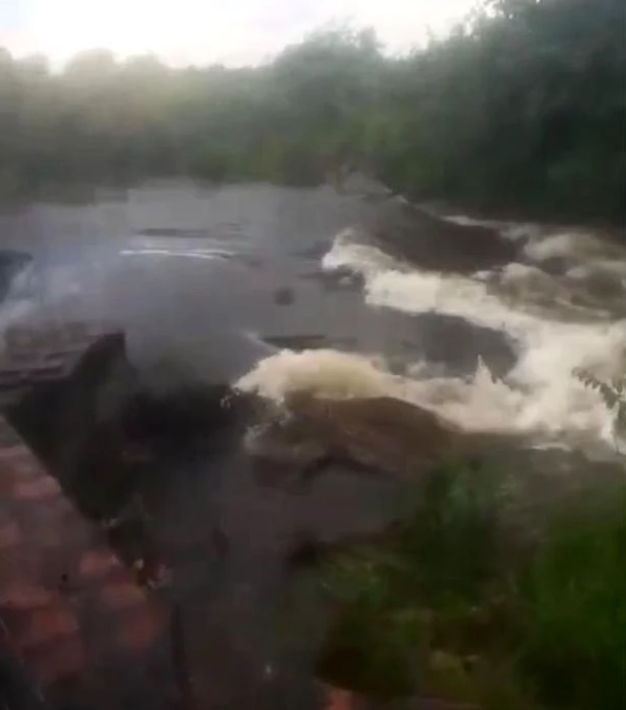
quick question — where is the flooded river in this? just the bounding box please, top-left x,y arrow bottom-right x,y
0,180 -> 624,707
2,179 -> 624,442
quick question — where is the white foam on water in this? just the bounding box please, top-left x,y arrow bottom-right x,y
321,229 -> 401,277
235,348 -> 404,404
234,334 -> 624,451
523,230 -> 626,263
321,229 -> 625,449
444,215 -> 488,227
567,259 -> 626,282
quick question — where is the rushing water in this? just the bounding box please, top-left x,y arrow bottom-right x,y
1,179 -> 625,706
2,180 -> 623,440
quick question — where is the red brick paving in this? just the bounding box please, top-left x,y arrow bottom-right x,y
20,606 -> 79,648
79,549 -> 120,579
325,687 -> 356,710
0,410 -> 405,710
0,414 -> 174,708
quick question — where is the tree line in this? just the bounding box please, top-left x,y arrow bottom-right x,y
1,0 -> 624,222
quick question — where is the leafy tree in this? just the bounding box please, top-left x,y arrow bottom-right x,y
0,0 -> 624,222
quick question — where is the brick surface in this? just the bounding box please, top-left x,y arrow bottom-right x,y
101,581 -> 146,610
118,605 -> 166,652
79,549 -> 120,579
19,606 -> 79,648
0,521 -> 20,548
0,414 -> 174,706
28,635 -> 86,683
13,476 -> 61,500
0,583 -> 52,610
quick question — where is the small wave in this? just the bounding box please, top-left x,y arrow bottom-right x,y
321,228 -> 402,277
120,248 -> 234,261
523,230 -> 626,264
325,238 -> 609,324
568,260 -> 626,281
235,348 -> 404,404
488,262 -> 623,318
134,228 -> 214,239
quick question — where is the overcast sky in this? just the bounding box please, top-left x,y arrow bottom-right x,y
1,0 -> 476,67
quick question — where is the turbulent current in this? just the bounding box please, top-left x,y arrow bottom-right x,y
240,211 -> 626,456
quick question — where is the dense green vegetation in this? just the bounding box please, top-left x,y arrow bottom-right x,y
314,379 -> 625,708
1,0 -> 624,221
316,462 -> 626,709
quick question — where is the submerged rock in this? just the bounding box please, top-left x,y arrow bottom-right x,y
245,395 -> 464,485
410,312 -> 518,379
369,202 -> 518,274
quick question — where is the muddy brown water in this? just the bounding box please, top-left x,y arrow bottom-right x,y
0,181 -> 622,708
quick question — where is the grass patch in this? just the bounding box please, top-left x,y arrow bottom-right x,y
316,462 -> 626,709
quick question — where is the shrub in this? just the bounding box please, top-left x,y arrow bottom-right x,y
317,462 -> 626,709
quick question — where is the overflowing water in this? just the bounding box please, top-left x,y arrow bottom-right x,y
2,181 -> 624,451
1,181 -> 625,707
310,225 -> 626,443
242,218 -> 626,454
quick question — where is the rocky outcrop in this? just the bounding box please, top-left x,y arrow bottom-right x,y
369,201 -> 518,273
409,312 -> 518,379
245,394 -> 465,485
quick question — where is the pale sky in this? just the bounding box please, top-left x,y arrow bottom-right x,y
1,0 -> 477,67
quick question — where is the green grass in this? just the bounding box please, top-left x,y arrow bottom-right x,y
316,463 -> 626,709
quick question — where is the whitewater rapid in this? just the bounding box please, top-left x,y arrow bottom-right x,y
238,222 -> 626,455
